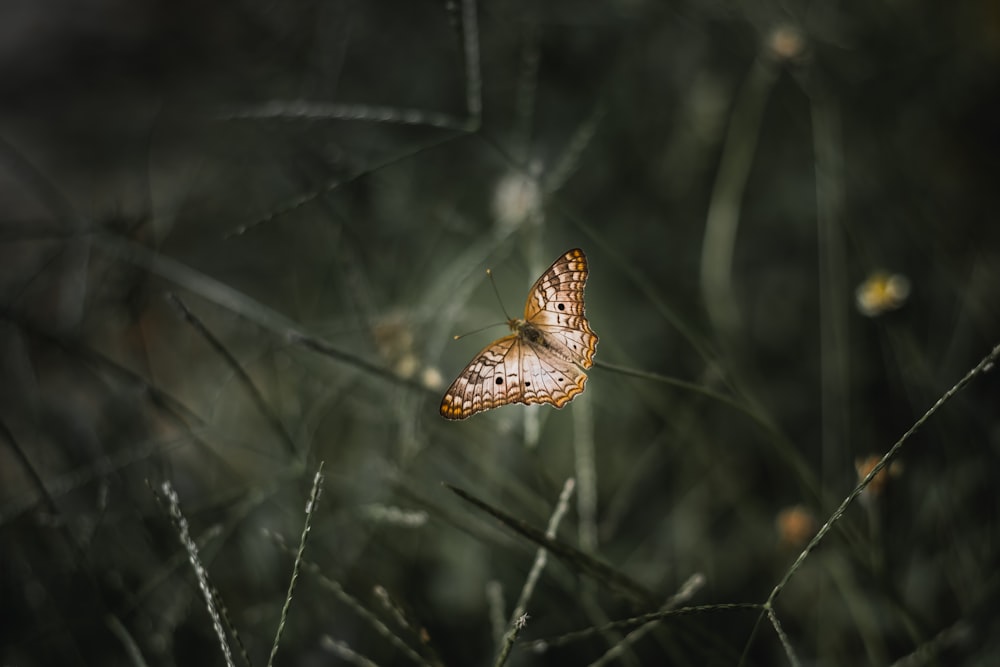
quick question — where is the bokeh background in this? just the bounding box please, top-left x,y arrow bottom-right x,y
2,1 -> 999,665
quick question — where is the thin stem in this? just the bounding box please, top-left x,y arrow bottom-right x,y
159,481 -> 235,667
700,57 -> 779,340
267,462 -> 325,667
493,478 -> 576,667
767,343 -> 1000,606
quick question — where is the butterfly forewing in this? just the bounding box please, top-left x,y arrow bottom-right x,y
440,248 -> 598,420
525,248 -> 598,368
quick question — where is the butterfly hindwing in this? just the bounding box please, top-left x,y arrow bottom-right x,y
519,342 -> 588,408
531,324 -> 597,368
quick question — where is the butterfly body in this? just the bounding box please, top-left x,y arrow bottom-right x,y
440,248 -> 598,420
510,318 -> 543,347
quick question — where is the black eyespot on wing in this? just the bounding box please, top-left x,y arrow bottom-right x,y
495,377 -> 503,385
525,380 -> 531,387
557,303 -> 565,311
557,377 -> 564,383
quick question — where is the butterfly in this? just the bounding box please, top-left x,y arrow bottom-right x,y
440,248 -> 598,420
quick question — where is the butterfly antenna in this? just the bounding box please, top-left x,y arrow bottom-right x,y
451,267 -> 513,341
486,268 -> 514,321
452,322 -> 506,341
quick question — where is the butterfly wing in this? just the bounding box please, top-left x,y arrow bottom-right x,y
440,335 -> 524,420
523,248 -> 598,368
518,343 -> 589,408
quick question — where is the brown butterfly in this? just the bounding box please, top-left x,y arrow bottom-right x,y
440,248 -> 598,420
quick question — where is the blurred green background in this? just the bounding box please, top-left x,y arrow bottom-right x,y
2,1 -> 999,665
